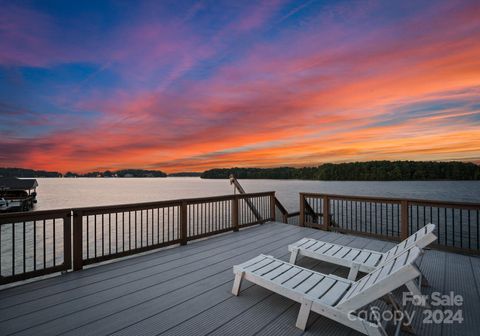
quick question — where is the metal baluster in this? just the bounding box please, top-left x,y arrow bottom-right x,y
52,219 -> 56,267
23,221 -> 26,272
43,220 -> 46,269
12,222 -> 15,275
460,209 -> 463,248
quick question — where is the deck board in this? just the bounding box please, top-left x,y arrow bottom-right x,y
0,222 -> 478,336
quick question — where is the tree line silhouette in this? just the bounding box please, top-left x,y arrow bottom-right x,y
201,161 -> 480,180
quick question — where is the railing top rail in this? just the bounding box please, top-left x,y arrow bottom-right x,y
74,191 -> 276,214
300,192 -> 480,208
0,191 -> 276,219
0,208 -> 71,225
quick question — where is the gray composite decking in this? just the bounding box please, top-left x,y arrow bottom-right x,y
0,222 -> 478,336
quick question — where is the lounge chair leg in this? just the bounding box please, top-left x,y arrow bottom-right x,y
232,271 -> 244,296
386,293 -> 415,335
289,248 -> 299,265
348,263 -> 360,281
420,272 -> 430,287
296,298 -> 313,330
405,280 -> 430,309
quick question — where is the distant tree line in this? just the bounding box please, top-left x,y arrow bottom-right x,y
167,172 -> 202,177
64,169 -> 167,177
0,167 -> 61,177
201,161 -> 480,180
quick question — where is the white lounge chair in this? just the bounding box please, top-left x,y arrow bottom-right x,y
288,223 -> 436,281
232,247 -> 423,335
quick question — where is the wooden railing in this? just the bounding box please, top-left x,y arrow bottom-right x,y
300,193 -> 480,254
0,209 -> 71,284
0,192 -> 275,284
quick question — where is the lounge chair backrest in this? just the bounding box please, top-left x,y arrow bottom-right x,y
380,223 -> 436,265
336,246 -> 421,311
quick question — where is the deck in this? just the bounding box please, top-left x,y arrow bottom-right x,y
0,222 -> 478,336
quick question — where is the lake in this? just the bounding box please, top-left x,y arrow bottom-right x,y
33,177 -> 480,212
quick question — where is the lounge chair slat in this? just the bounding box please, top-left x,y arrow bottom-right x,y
363,252 -> 382,267
306,241 -> 325,251
307,277 -> 336,298
273,267 -> 302,284
264,264 -> 293,280
255,260 -> 283,275
334,246 -> 352,258
247,258 -> 274,271
290,238 -> 310,249
343,249 -> 362,261
235,255 -> 266,270
282,270 -> 312,289
352,251 -> 371,263
319,281 -> 351,305
303,240 -> 318,249
295,273 -> 324,293
315,243 -> 334,254
324,245 -> 343,256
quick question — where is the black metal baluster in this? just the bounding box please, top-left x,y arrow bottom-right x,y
43,220 -> 46,269
460,209 -> 463,248
109,213 -> 111,255
162,208 -> 165,243
12,223 -> 15,275
23,221 -> 26,272
101,215 -> 104,256
468,210 -> 471,250
33,220 -> 37,271
52,219 -> 56,267
451,208 -> 455,247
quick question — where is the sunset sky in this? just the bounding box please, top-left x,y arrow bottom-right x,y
1,0 -> 479,173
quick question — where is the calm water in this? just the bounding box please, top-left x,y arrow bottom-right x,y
34,177 -> 480,212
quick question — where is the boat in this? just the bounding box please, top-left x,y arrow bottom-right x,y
0,177 -> 38,212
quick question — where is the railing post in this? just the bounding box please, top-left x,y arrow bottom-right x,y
270,192 -> 276,222
401,200 -> 409,240
63,212 -> 72,270
323,195 -> 330,230
72,209 -> 83,271
232,195 -> 239,231
299,193 -> 305,227
180,201 -> 188,245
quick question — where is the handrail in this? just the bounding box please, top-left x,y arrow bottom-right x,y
229,175 -> 264,220
300,192 -> 480,209
299,192 -> 480,255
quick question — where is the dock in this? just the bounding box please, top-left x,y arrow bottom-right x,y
0,191 -> 479,335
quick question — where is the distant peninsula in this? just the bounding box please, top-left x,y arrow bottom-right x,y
0,167 -> 61,178
65,169 -> 167,178
0,168 -> 167,178
200,161 -> 480,181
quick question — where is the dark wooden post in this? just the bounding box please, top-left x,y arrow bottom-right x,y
299,193 -> 305,227
180,201 -> 188,245
323,195 -> 330,230
400,200 -> 409,240
63,211 -> 72,270
269,192 -> 276,222
72,209 -> 83,271
232,196 -> 239,231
